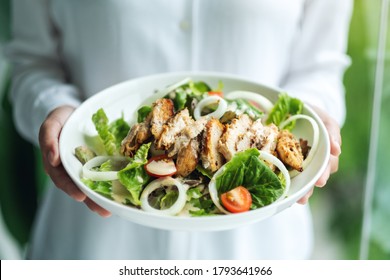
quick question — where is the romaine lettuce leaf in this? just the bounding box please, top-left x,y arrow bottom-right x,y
160,190 -> 179,210
108,116 -> 130,149
225,98 -> 264,120
82,179 -> 112,198
186,186 -> 216,216
195,164 -> 213,179
137,106 -> 152,123
215,148 -> 284,208
266,93 -> 303,130
117,143 -> 151,206
165,80 -> 212,112
92,108 -> 130,156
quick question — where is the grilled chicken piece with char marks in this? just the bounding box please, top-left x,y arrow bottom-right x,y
201,118 -> 225,172
150,98 -> 175,139
168,118 -> 207,157
156,108 -> 193,150
218,114 -> 252,161
276,129 -> 304,172
121,114 -> 152,157
176,138 -> 201,177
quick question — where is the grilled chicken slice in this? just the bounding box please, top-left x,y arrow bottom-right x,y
201,118 -> 225,172
218,114 -> 252,161
256,123 -> 279,154
150,98 -> 175,139
121,114 -> 152,157
168,118 -> 207,157
276,129 -> 304,172
156,108 -> 193,150
176,138 -> 200,177
236,131 -> 253,153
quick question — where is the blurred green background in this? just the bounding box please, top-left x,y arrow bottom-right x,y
0,0 -> 389,259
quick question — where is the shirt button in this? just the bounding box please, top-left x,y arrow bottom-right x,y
179,20 -> 190,31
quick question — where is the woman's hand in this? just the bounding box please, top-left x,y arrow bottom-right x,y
298,105 -> 342,204
39,105 -> 111,217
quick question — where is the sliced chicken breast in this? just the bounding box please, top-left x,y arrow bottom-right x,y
201,118 -> 225,172
156,108 -> 193,150
150,98 -> 175,139
121,114 -> 152,157
218,114 -> 252,161
176,138 -> 200,177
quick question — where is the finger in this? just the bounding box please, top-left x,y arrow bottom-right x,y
324,118 -> 342,157
297,188 -> 314,204
315,162 -> 331,187
310,105 -> 341,156
39,118 -> 63,167
329,154 -> 339,174
84,198 -> 112,217
47,164 -> 86,202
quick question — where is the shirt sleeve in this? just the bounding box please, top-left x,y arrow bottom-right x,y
5,0 -> 81,146
280,0 -> 353,125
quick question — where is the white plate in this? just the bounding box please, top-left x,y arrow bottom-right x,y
59,71 -> 330,231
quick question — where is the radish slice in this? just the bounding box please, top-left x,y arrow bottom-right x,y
144,156 -> 177,177
82,156 -> 128,181
140,177 -> 188,216
208,150 -> 291,214
224,91 -> 274,113
279,114 -> 319,177
193,96 -> 228,121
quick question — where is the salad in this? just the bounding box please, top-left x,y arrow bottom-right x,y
75,78 -> 319,216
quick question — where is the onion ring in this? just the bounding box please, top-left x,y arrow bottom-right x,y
82,156 -> 128,181
279,114 -> 319,177
193,96 -> 228,120
225,90 -> 274,113
140,177 -> 188,216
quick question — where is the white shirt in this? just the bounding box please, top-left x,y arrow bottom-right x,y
6,0 -> 352,259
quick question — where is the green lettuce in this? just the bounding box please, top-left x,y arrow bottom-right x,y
108,117 -> 130,148
266,93 -> 303,130
82,179 -> 111,198
74,146 -> 96,164
165,80 -> 212,111
117,143 -> 151,206
195,164 -> 213,179
187,187 -> 216,216
226,98 -> 264,120
215,148 -> 284,209
92,109 -> 130,155
137,106 -> 152,123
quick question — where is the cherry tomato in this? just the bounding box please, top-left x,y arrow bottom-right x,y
144,155 -> 177,177
220,186 -> 252,213
208,91 -> 223,98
